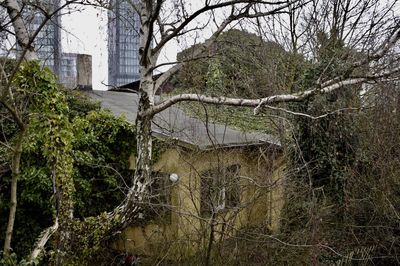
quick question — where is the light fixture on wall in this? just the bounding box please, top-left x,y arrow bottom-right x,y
169,173 -> 179,182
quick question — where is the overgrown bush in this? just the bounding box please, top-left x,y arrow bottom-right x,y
0,84 -> 136,260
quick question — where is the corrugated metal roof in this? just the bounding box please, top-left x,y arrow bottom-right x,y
86,90 -> 280,150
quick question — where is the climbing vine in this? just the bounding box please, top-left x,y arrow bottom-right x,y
1,62 -> 152,263
11,61 -> 75,263
279,31 -> 362,263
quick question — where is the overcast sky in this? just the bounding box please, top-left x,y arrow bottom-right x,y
60,2 -> 229,90
61,6 -> 111,91
60,5 -> 184,91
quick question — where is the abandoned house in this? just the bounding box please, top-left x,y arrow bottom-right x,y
87,90 -> 285,258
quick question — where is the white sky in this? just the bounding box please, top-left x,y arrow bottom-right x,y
59,2 -> 228,91
60,5 -> 184,91
61,6 -> 109,90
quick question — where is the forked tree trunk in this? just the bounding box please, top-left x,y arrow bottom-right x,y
2,0 -> 35,256
3,129 -> 25,255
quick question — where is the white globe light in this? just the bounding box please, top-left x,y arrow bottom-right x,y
169,173 -> 179,182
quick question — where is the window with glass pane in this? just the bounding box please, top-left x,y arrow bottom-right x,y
200,164 -> 241,217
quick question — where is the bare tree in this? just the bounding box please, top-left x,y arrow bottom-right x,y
105,0 -> 400,229
99,0 -> 303,228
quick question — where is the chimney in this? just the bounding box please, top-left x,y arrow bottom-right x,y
77,54 -> 92,90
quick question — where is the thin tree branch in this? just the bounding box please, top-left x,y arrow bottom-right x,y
154,1 -> 294,89
147,23 -> 400,116
146,68 -> 399,117
153,0 -> 291,54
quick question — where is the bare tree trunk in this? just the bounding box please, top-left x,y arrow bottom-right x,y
2,0 -> 37,60
3,129 -> 25,255
1,4 -> 35,254
135,80 -> 153,178
119,2 -> 157,225
120,72 -> 154,225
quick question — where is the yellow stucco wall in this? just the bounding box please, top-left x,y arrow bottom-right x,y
114,146 -> 285,258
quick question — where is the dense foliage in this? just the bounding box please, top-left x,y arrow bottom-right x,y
175,29 -> 291,98
288,30 -> 360,206
171,29 -> 294,132
0,63 -> 136,259
275,31 -> 400,264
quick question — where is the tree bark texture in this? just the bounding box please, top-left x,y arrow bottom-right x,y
120,3 -> 155,226
3,129 -> 25,255
2,0 -> 37,60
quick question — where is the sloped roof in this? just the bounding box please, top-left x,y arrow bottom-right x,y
86,90 -> 280,150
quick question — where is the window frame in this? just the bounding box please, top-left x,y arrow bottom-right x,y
200,164 -> 241,217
